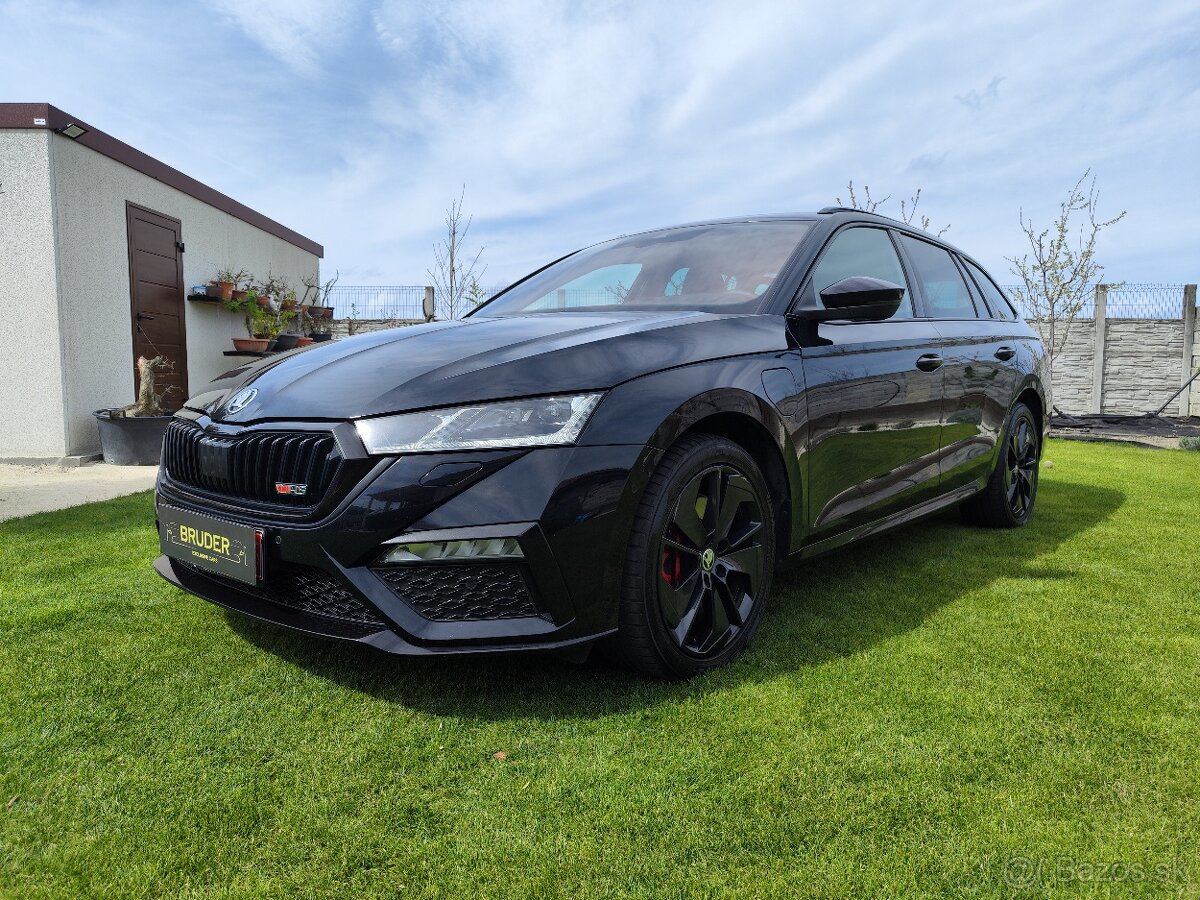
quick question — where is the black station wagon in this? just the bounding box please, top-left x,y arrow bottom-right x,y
155,209 -> 1048,678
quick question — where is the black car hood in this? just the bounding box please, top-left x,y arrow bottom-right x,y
193,310 -> 788,423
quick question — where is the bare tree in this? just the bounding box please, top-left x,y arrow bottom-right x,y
898,188 -> 949,237
837,181 -> 949,236
837,180 -> 889,213
428,186 -> 486,320
1006,170 -> 1126,384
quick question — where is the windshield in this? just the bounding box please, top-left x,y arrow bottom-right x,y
473,221 -> 813,316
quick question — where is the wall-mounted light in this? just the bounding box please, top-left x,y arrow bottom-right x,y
58,123 -> 87,139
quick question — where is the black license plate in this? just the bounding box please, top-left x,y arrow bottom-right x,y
159,505 -> 262,585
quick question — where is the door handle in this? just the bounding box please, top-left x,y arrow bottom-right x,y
136,312 -> 156,321
994,346 -> 1016,361
915,354 -> 943,372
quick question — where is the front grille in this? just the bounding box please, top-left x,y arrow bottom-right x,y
210,563 -> 387,637
372,563 -> 540,621
164,420 -> 341,506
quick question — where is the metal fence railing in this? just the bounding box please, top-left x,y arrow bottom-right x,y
1002,283 -> 1191,320
327,286 -> 508,322
329,283 -> 1195,322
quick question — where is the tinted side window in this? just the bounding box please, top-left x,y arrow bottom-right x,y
963,258 -> 1017,321
898,234 -> 978,319
807,227 -> 912,319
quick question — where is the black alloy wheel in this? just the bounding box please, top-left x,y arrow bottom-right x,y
961,401 -> 1040,528
1004,415 -> 1038,520
611,434 -> 775,678
658,464 -> 766,656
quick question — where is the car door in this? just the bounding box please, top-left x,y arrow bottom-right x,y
894,233 -> 1016,494
792,226 -> 945,539
958,255 -> 1029,471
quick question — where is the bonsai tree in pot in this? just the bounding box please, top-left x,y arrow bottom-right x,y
305,305 -> 333,342
214,267 -> 245,301
208,267 -> 248,300
93,356 -> 175,465
232,298 -> 272,351
229,296 -> 298,352
302,270 -> 339,318
232,270 -> 252,301
268,308 -> 301,350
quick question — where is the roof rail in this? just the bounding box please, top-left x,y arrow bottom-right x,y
818,206 -> 913,227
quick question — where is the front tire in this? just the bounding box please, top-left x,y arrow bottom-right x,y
960,401 -> 1040,528
610,435 -> 775,679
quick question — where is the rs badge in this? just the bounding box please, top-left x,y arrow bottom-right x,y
275,483 -> 308,496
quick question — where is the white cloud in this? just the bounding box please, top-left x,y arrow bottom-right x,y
207,0 -> 357,74
0,0 -> 1196,285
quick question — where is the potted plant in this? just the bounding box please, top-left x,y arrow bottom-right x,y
309,316 -> 333,345
93,356 -> 174,465
302,270 -> 339,319
255,285 -> 271,309
231,270 -> 251,302
271,309 -> 301,350
305,307 -> 334,342
281,289 -> 298,311
233,302 -> 272,352
254,272 -> 290,310
215,267 -> 241,301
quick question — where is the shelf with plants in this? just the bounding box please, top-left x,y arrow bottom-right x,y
198,267 -> 338,352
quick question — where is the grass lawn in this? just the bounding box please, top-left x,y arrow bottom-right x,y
1,439 -> 1198,898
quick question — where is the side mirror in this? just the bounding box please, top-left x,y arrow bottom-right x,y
797,276 -> 905,322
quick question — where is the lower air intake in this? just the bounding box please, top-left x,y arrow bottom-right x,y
372,563 -> 540,621
212,564 -> 386,636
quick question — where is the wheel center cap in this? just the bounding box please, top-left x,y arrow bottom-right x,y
700,548 -> 716,572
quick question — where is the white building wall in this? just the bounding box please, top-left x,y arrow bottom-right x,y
48,134 -> 320,456
0,131 -> 68,459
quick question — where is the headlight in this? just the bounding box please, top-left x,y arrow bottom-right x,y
355,393 -> 603,454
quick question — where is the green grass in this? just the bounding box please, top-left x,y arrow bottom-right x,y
1,440 -> 1198,898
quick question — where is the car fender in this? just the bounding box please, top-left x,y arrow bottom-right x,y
580,359 -> 807,571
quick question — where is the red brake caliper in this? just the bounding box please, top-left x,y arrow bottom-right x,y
661,547 -> 682,587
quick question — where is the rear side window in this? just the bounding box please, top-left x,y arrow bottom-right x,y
898,234 -> 978,319
806,227 -> 913,318
962,258 -> 1017,320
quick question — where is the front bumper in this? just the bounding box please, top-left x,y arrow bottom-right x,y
154,441 -> 648,656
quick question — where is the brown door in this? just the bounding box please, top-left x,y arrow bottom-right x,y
126,202 -> 188,410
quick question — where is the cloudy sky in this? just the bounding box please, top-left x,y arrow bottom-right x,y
2,0 -> 1197,286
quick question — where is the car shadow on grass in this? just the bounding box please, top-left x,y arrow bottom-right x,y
227,479 -> 1123,720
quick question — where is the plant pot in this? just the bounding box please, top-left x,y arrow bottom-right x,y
205,283 -> 222,297
281,300 -> 297,311
232,289 -> 248,301
217,281 -> 235,300
322,307 -> 334,319
256,295 -> 271,308
311,333 -> 333,343
273,333 -> 301,351
265,339 -> 279,352
93,410 -> 171,466
296,336 -> 314,348
232,337 -> 270,352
